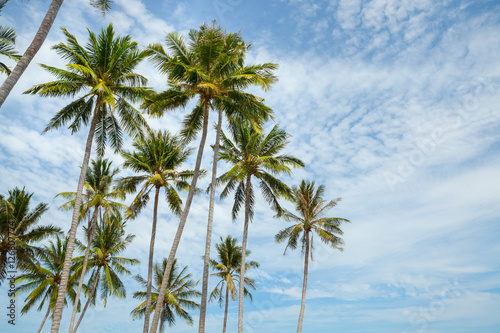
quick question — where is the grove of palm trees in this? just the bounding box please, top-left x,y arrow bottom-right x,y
0,15 -> 349,333
2,1 -> 499,333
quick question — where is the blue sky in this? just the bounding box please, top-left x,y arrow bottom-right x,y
1,0 -> 500,332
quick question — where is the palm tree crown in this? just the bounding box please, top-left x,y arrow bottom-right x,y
0,187 -> 61,284
24,23 -> 151,155
210,236 -> 259,302
57,158 -> 127,224
275,180 -> 349,254
119,129 -> 196,218
131,258 -> 200,332
15,236 -> 81,333
217,122 -> 305,219
77,215 -> 138,304
144,22 -> 277,140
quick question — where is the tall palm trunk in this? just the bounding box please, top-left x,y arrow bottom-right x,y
69,206 -> 99,333
51,99 -> 101,333
297,231 -> 310,333
37,305 -> 51,333
0,0 -> 64,108
143,186 -> 160,333
222,283 -> 229,333
199,106 -> 224,333
149,102 -> 211,333
237,175 -> 252,333
73,266 -> 101,333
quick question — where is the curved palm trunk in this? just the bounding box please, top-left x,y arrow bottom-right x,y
149,102 -> 211,333
237,175 -> 252,333
51,99 -> 101,333
69,206 -> 99,333
199,106 -> 224,333
37,305 -> 51,333
297,231 -> 310,333
0,0 -> 64,108
73,266 -> 101,333
143,186 -> 160,333
222,284 -> 229,333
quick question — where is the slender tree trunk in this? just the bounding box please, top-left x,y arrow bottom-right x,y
198,106 -> 224,333
149,102 -> 211,333
51,99 -> 101,333
222,284 -> 229,333
143,186 -> 160,333
237,175 -> 252,333
68,206 -> 99,333
37,305 -> 51,333
0,0 -> 64,108
74,266 -> 101,333
159,308 -> 164,333
297,231 -> 310,333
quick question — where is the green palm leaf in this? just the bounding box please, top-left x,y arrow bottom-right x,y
1,187 -> 61,284
0,25 -> 21,75
131,258 -> 200,329
25,24 -> 152,154
15,236 -> 81,317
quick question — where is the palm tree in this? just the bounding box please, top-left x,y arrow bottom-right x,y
209,236 -> 259,333
131,258 -> 200,333
0,187 -> 61,284
0,0 -> 114,107
23,24 -> 151,332
118,129 -> 196,333
144,22 -> 277,333
56,157 -> 127,333
72,214 -> 139,332
15,236 -> 81,333
275,180 -> 350,333
216,122 -> 304,331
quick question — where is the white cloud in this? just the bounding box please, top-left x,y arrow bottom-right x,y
337,0 -> 361,30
